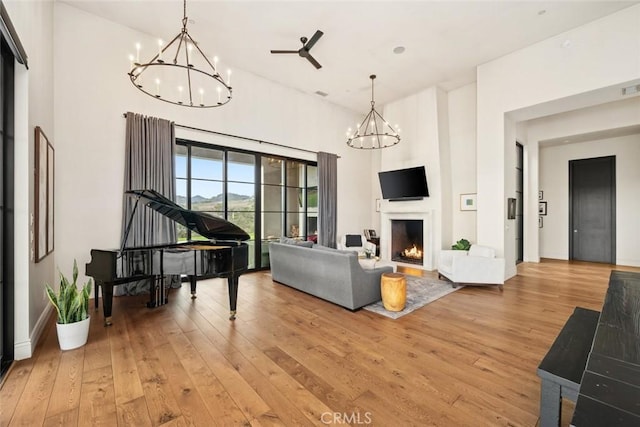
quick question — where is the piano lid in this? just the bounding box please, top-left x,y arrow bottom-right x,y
126,189 -> 250,241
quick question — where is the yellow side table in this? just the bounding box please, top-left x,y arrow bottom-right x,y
381,272 -> 406,312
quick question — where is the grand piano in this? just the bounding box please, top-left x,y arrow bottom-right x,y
86,189 -> 250,326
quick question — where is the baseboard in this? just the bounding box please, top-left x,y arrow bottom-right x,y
616,259 -> 640,268
14,305 -> 54,360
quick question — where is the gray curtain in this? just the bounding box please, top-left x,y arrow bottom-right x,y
117,112 -> 178,295
318,151 -> 337,248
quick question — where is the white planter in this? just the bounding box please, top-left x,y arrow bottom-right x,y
56,316 -> 90,350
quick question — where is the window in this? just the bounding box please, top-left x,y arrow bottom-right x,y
176,140 -> 317,270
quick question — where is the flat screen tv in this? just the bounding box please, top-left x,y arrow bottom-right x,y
378,166 -> 429,201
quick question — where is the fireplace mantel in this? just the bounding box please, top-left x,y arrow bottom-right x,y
380,210 -> 434,271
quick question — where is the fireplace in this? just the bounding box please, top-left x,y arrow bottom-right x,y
391,220 -> 424,265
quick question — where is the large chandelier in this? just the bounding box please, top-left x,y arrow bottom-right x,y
128,0 -> 232,108
346,75 -> 400,149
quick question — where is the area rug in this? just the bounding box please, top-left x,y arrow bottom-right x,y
363,275 -> 462,319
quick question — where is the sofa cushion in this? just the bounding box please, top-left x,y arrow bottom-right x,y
345,234 -> 362,247
280,237 -> 314,248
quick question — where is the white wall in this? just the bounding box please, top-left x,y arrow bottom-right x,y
477,4 -> 640,279
5,0 -> 56,359
448,83 -> 477,244
539,134 -> 640,266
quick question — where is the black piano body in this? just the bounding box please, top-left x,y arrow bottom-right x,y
86,190 -> 250,326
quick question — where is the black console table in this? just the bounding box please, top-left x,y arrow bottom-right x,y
537,270 -> 640,427
537,307 -> 600,426
570,270 -> 640,426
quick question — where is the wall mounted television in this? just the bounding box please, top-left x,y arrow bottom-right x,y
378,166 -> 429,201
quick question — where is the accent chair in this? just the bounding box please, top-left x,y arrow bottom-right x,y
438,244 -> 505,290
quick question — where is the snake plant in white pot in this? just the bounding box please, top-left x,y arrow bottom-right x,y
45,260 -> 92,350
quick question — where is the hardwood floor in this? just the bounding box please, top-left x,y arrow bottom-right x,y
1,260 -> 638,426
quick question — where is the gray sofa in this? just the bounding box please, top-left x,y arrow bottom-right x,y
269,241 -> 393,310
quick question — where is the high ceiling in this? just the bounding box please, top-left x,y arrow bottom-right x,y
62,0 -> 638,112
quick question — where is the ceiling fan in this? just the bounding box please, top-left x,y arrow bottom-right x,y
270,30 -> 324,69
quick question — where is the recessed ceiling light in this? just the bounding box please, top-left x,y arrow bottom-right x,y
538,10 -> 546,15
562,39 -> 572,48
393,46 -> 405,54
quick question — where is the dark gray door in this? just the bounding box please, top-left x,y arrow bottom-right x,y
569,156 -> 615,263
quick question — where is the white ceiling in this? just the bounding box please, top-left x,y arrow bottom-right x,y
62,0 -> 638,112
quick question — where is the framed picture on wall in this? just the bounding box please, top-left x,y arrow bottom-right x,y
539,216 -> 543,228
539,201 -> 547,216
538,190 -> 544,200
507,198 -> 516,219
460,193 -> 477,211
34,126 -> 54,262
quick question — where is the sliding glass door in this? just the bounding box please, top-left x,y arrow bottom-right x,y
176,140 -> 316,270
0,36 -> 15,380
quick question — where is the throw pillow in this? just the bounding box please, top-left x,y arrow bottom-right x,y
345,234 -> 362,247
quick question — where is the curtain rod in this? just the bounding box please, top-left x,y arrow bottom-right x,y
122,113 -> 339,158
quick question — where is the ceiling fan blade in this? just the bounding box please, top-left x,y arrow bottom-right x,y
270,50 -> 299,54
306,54 -> 322,69
304,30 -> 324,50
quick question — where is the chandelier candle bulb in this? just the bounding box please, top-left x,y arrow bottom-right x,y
155,79 -> 161,97
217,87 -> 221,104
128,54 -> 135,71
157,39 -> 163,62
199,88 -> 204,106
178,86 -> 183,104
227,69 -> 232,85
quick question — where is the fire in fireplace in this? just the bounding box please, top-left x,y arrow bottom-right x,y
402,244 -> 423,260
391,220 -> 424,265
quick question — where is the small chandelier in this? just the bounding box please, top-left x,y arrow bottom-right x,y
346,75 -> 400,149
128,0 -> 232,108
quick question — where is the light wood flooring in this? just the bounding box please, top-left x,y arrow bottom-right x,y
2,260 -> 638,426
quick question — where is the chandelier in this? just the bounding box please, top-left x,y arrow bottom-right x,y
128,0 -> 232,108
346,75 -> 400,149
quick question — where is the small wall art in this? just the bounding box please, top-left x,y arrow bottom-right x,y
460,193 -> 477,211
538,190 -> 543,200
507,198 -> 516,219
539,201 -> 547,216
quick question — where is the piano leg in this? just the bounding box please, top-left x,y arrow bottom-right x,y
94,282 -> 99,310
227,274 -> 239,320
101,282 -> 114,327
189,275 -> 197,299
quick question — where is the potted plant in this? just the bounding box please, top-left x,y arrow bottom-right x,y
451,238 -> 471,251
45,260 -> 92,350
